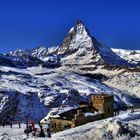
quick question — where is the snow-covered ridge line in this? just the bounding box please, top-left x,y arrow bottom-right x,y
112,48 -> 140,52
112,48 -> 140,64
4,21 -> 140,68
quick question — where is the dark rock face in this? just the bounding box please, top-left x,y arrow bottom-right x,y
80,73 -> 108,82
31,46 -> 48,58
0,91 -> 18,119
0,55 -> 16,67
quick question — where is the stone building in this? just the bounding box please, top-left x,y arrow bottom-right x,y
49,93 -> 114,132
91,94 -> 114,118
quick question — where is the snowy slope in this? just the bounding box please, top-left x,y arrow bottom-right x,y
0,111 -> 140,140
0,65 -> 140,122
51,111 -> 140,140
104,72 -> 140,98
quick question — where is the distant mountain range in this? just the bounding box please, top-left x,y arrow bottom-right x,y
0,20 -> 139,69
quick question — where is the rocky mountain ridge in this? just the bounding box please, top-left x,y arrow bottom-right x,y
3,20 -> 137,69
54,20 -> 129,68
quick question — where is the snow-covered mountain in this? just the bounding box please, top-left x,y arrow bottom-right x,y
5,20 -> 139,69
3,46 -> 60,68
9,46 -> 57,60
54,20 -> 129,68
0,20 -> 140,124
112,48 -> 140,65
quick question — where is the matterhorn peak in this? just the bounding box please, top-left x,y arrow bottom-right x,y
55,20 -> 100,66
75,19 -> 88,29
76,19 -> 82,24
56,20 -> 93,54
6,20 -> 129,69
54,20 -> 129,67
69,19 -> 89,35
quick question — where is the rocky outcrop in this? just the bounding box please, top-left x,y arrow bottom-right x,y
0,91 -> 18,119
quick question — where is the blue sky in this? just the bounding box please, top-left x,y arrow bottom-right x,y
0,0 -> 140,53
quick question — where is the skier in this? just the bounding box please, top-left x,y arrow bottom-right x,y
131,107 -> 134,113
47,128 -> 51,138
9,121 -> 12,128
18,121 -> 21,128
31,121 -> 35,131
39,125 -> 45,137
2,121 -> 5,127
